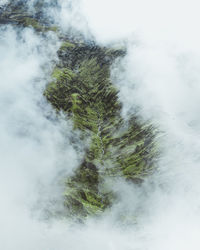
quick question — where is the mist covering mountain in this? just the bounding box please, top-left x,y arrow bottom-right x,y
1,1 -> 200,250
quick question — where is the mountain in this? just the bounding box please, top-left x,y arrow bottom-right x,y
0,1 -> 157,222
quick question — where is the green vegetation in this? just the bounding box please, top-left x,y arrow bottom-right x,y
1,0 -> 158,222
22,17 -> 44,30
0,1 -> 60,33
60,41 -> 76,50
20,17 -> 59,32
44,41 -> 158,220
0,1 -> 158,221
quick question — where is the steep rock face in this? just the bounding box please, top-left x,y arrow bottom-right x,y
1,1 -> 158,221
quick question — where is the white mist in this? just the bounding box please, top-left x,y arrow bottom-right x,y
2,0 -> 200,249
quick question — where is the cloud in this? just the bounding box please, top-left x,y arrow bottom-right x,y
57,1 -> 200,249
0,25 -> 80,249
0,0 -> 8,6
2,1 -> 200,249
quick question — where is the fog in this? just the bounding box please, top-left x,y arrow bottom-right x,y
0,25 -> 80,249
1,0 -> 200,249
77,0 -> 200,249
